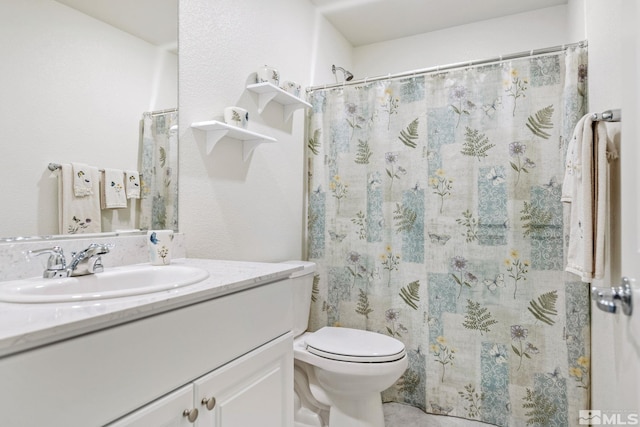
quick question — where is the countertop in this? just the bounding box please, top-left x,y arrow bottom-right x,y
0,258 -> 301,358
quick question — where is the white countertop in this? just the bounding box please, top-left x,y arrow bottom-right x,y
0,258 -> 301,358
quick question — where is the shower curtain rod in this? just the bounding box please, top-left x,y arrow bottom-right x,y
307,40 -> 587,92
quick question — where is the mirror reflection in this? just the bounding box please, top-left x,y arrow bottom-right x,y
0,0 -> 178,240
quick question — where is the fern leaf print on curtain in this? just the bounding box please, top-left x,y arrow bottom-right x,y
306,45 -> 589,426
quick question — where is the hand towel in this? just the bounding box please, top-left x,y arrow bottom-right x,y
124,170 -> 141,199
561,114 -> 618,282
58,164 -> 101,234
71,162 -> 94,197
100,168 -> 128,209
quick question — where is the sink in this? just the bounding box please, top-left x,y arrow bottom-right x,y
0,264 -> 210,303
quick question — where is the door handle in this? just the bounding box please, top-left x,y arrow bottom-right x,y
591,277 -> 633,316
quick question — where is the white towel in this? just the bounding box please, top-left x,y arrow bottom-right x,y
125,170 -> 141,199
561,114 -> 618,282
58,164 -> 101,234
100,168 -> 128,209
71,162 -> 94,197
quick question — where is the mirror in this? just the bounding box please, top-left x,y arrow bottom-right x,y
0,0 -> 178,241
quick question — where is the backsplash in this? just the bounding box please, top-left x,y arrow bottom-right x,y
0,233 -> 185,281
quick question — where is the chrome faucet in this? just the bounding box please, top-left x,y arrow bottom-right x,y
29,243 -> 113,278
68,243 -> 113,276
29,246 -> 68,278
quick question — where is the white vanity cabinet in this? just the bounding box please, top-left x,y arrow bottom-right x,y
107,333 -> 293,427
106,384 -> 196,427
0,277 -> 294,427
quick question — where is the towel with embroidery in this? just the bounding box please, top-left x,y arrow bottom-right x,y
58,164 -> 101,234
125,170 -> 141,199
71,162 -> 94,196
100,168 -> 128,209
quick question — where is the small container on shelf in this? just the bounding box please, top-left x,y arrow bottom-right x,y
224,107 -> 249,129
256,65 -> 280,86
281,80 -> 301,98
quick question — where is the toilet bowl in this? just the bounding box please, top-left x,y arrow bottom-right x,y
283,261 -> 408,427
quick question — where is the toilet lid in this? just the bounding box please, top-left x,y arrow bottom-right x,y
305,327 -> 406,363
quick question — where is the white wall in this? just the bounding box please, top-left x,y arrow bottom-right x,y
579,0 -> 625,413
0,0 -> 177,238
178,0 -> 351,261
352,5 -> 577,78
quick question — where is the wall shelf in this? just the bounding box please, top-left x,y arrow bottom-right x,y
246,82 -> 311,121
191,120 -> 277,161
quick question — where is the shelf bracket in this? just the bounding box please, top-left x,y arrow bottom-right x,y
204,130 -> 228,154
256,92 -> 278,114
283,104 -> 300,122
243,140 -> 263,161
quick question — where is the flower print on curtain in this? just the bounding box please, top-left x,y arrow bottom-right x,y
307,44 -> 589,426
139,110 -> 178,231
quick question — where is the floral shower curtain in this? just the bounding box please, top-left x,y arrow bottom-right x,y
306,45 -> 589,426
139,110 -> 178,231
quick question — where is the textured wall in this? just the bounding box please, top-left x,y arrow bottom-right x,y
178,0 -> 351,261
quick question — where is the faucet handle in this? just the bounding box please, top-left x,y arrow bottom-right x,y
28,246 -> 68,278
97,243 -> 114,254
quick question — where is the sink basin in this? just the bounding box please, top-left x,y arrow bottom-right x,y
0,264 -> 210,303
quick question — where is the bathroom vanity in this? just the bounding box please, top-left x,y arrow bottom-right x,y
0,258 -> 298,427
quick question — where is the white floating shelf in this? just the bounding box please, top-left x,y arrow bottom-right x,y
191,120 -> 277,161
246,82 -> 312,121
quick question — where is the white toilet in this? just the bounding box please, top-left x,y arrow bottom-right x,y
284,261 -> 408,427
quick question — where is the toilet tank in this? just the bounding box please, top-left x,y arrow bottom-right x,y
281,261 -> 316,337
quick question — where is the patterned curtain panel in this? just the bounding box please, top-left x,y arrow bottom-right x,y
139,110 -> 178,231
306,45 -> 588,426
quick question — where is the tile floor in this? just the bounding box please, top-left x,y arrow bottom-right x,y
383,403 -> 493,426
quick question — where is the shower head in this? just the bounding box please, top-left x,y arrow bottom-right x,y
332,64 -> 354,83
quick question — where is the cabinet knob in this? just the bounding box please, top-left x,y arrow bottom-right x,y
183,408 -> 199,423
201,396 -> 217,411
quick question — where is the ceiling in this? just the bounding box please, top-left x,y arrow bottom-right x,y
54,0 -> 177,49
54,0 -> 568,50
311,0 -> 568,46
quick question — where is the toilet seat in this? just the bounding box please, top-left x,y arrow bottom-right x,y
305,327 -> 406,363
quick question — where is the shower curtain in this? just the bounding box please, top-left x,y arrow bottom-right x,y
139,110 -> 178,231
306,45 -> 589,426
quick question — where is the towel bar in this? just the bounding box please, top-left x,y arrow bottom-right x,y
47,163 -> 142,177
592,109 -> 621,122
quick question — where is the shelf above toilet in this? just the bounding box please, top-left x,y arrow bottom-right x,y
191,120 -> 277,161
246,82 -> 311,121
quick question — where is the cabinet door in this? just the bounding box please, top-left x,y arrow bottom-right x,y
194,333 -> 293,427
105,385 -> 197,427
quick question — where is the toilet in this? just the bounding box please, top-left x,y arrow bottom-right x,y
284,261 -> 408,427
